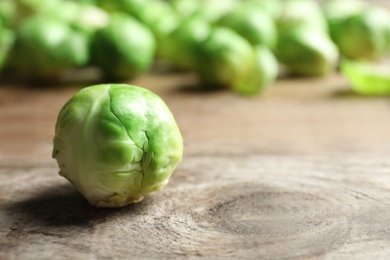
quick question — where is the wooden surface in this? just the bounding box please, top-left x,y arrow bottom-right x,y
1,72 -> 390,259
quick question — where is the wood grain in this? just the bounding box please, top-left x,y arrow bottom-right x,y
1,71 -> 390,259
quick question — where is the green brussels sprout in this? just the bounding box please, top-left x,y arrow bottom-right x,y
327,6 -> 390,60
277,0 -> 328,33
164,15 -> 210,70
53,84 -> 183,208
194,27 -> 253,88
217,5 -> 277,48
232,45 -> 278,95
91,13 -> 155,80
341,60 -> 390,96
7,15 -> 89,81
194,27 -> 277,95
98,0 -> 179,57
276,26 -> 339,77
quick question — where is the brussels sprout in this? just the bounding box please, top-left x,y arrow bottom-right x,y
194,27 -> 277,95
217,5 -> 277,48
327,6 -> 390,60
341,60 -> 390,96
99,0 -> 179,57
53,84 -> 183,208
91,13 -> 155,80
194,27 -> 254,88
164,15 -> 210,70
277,0 -> 328,33
276,26 -> 339,77
7,15 -> 89,81
232,45 -> 278,95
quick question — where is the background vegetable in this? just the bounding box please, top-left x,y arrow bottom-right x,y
217,4 -> 277,49
326,4 -> 390,60
7,15 -> 89,82
194,27 -> 277,94
341,60 -> 390,96
90,12 -> 156,80
164,15 -> 210,70
276,25 -> 339,77
52,84 -> 183,208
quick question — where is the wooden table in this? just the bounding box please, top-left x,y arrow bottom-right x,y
1,72 -> 390,259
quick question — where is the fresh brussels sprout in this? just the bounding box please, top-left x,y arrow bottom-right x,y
232,45 -> 278,95
341,60 -> 390,96
276,26 -> 339,77
194,27 -> 277,95
217,5 -> 277,48
194,28 -> 253,88
98,0 -> 179,57
326,5 -> 390,60
7,15 -> 89,81
53,84 -> 183,208
277,0 -> 328,33
164,15 -> 210,70
91,13 -> 155,80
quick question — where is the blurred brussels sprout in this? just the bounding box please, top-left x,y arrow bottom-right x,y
194,28 -> 253,87
7,15 -> 89,82
277,0 -> 328,32
53,84 -> 183,208
326,5 -> 390,60
232,45 -> 278,95
91,13 -> 155,80
99,0 -> 179,57
276,26 -> 339,77
217,5 -> 277,48
194,27 -> 277,95
341,60 -> 390,96
164,15 -> 210,70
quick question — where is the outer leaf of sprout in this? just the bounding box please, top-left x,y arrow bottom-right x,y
341,60 -> 390,96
